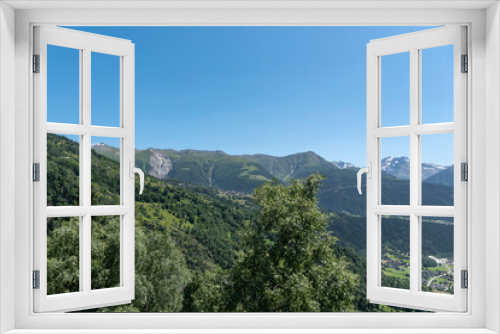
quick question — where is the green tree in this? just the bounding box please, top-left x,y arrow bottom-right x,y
182,270 -> 226,312
47,217 -> 80,295
131,224 -> 191,312
222,174 -> 358,312
90,222 -> 191,312
47,218 -> 190,312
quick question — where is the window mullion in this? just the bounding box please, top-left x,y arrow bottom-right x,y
121,51 -> 135,293
82,48 -> 92,294
78,49 -> 84,293
82,214 -> 91,293
409,47 -> 420,293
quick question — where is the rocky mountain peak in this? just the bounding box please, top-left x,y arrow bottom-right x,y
332,161 -> 356,169
381,156 -> 449,181
91,142 -> 110,148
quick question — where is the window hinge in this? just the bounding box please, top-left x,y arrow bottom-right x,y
33,163 -> 40,182
461,54 -> 468,73
33,54 -> 40,73
33,270 -> 40,289
461,270 -> 468,289
461,162 -> 468,181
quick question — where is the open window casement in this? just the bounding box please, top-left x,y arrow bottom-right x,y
33,26 -> 139,312
363,26 -> 467,312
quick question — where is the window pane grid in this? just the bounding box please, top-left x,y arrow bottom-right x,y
45,60 -> 126,295
378,128 -> 456,206
367,25 -> 466,312
43,213 -> 126,293
377,213 -> 454,290
34,25 -> 135,313
44,126 -> 125,293
375,43 -> 458,297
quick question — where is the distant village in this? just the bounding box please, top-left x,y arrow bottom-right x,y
383,254 -> 454,293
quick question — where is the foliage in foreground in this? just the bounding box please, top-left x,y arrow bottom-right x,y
184,175 -> 358,312
48,175 -> 358,313
46,134 -> 421,312
47,217 -> 190,312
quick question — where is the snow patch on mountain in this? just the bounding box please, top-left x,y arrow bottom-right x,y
332,161 -> 356,169
381,156 -> 449,180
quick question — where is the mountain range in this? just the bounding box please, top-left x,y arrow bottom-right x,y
92,144 -> 454,214
94,144 -> 451,184
381,156 -> 452,181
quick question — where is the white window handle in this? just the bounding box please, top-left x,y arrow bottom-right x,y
129,162 -> 145,195
357,162 -> 371,195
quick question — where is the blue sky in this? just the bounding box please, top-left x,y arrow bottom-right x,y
48,26 -> 454,167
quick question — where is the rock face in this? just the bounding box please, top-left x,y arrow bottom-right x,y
148,149 -> 172,179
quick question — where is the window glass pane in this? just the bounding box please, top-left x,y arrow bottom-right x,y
47,217 -> 80,295
91,137 -> 121,206
381,136 -> 410,205
47,134 -> 80,206
421,45 -> 454,124
91,52 -> 120,127
47,45 -> 80,124
91,216 -> 121,290
421,133 -> 454,206
381,52 -> 410,127
381,216 -> 410,290
421,216 -> 454,295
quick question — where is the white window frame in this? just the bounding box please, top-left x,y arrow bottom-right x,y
33,26 -> 136,313
365,26 -> 468,312
0,1 -> 499,333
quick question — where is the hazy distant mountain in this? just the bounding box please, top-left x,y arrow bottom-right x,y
381,156 -> 448,181
424,165 -> 454,188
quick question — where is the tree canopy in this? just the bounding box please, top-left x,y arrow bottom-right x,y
184,174 -> 358,312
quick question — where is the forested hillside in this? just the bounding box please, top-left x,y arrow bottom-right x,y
48,134 -> 453,312
49,134 -> 257,271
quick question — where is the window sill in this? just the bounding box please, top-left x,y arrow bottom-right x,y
4,329 -> 497,334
